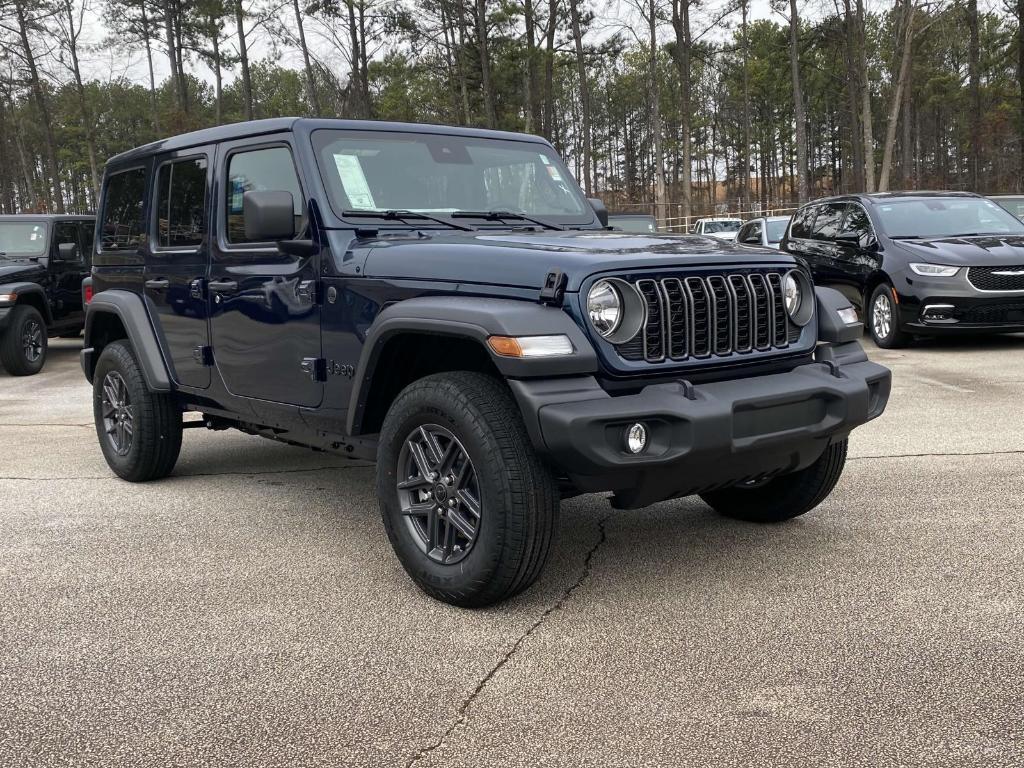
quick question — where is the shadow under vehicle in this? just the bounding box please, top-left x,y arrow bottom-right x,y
81,118 -> 890,607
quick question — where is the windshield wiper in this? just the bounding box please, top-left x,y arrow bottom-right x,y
341,209 -> 476,232
451,210 -> 566,231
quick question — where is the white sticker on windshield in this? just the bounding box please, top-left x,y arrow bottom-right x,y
539,154 -> 551,165
334,154 -> 376,210
546,165 -> 563,182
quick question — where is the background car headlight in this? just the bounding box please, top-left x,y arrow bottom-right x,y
782,270 -> 814,326
587,280 -> 622,337
909,263 -> 960,277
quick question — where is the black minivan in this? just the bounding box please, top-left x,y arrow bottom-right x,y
781,192 -> 1024,347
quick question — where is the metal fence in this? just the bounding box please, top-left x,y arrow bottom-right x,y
609,202 -> 801,233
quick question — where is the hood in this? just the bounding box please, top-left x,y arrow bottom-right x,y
359,229 -> 791,291
0,260 -> 45,284
893,235 -> 1024,266
705,231 -> 738,241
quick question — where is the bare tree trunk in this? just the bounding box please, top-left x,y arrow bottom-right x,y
61,0 -> 100,203
789,0 -> 808,203
524,0 -> 542,133
842,0 -> 865,191
856,0 -> 875,191
293,0 -> 321,113
900,85 -> 913,189
968,0 -> 981,191
740,0 -> 751,210
346,2 -> 363,117
568,0 -> 592,193
878,0 -> 915,192
542,0 -> 558,138
649,0 -> 666,227
14,0 -> 64,212
162,0 -> 184,112
235,0 -> 254,120
210,17 -> 223,123
671,0 -> 693,220
1018,0 -> 1024,185
475,0 -> 497,128
141,3 -> 160,131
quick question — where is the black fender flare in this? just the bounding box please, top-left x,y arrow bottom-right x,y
82,290 -> 172,391
0,282 -> 54,324
346,296 -> 597,436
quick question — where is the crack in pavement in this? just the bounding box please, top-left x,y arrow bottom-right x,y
0,463 -> 373,482
406,513 -> 611,768
0,422 -> 93,428
848,448 -> 1024,461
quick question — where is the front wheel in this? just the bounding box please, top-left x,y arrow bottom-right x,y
377,372 -> 559,607
867,283 -> 911,348
0,304 -> 47,376
93,340 -> 182,482
700,439 -> 848,523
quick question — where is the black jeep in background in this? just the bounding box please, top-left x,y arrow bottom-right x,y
0,214 -> 94,375
81,118 -> 890,606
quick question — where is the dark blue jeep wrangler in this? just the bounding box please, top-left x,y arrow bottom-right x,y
81,118 -> 890,606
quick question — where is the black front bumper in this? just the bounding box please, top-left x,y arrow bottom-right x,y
895,272 -> 1024,333
511,351 -> 890,509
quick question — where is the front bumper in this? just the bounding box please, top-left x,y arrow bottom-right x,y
511,348 -> 890,509
895,271 -> 1024,333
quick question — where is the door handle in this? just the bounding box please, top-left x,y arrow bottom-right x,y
208,280 -> 238,294
145,278 -> 169,290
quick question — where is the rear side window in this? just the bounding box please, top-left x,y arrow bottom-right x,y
81,222 -> 95,264
225,147 -> 304,244
789,206 -> 815,239
101,168 -> 147,251
156,157 -> 208,248
811,203 -> 847,241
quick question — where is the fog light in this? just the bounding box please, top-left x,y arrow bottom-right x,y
921,304 -> 955,322
625,422 -> 648,454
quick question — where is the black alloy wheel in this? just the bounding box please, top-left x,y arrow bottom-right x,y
397,424 -> 482,565
100,370 -> 134,457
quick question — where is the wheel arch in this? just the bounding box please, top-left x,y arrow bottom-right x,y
346,296 -> 597,437
82,290 -> 172,391
1,283 -> 53,325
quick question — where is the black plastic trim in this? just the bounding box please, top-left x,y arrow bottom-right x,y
83,290 -> 172,391
0,282 -> 54,324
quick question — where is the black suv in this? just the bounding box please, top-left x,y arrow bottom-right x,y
81,119 -> 891,606
782,192 -> 1024,347
0,214 -> 95,375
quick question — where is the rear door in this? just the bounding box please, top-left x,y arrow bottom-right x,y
208,139 -> 322,407
145,149 -> 213,389
804,203 -> 848,287
50,221 -> 86,326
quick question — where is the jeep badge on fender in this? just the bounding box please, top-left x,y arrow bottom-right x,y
80,118 -> 891,607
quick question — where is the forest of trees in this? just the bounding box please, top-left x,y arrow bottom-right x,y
2,0 -> 1024,229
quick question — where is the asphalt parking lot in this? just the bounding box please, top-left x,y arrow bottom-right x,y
1,336 -> 1023,767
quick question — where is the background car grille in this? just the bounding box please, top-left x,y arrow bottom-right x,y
615,270 -> 803,363
960,302 -> 1024,324
967,266 -> 1024,292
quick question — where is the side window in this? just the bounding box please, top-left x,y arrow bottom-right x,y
156,157 -> 208,248
81,222 -> 96,265
225,146 -> 304,245
810,203 -> 847,241
789,206 -> 815,239
100,168 -> 147,251
53,222 -> 82,262
842,205 -> 873,246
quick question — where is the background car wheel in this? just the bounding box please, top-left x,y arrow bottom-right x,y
867,283 -> 911,348
0,304 -> 47,376
93,340 -> 182,482
699,439 -> 848,523
377,371 -> 559,607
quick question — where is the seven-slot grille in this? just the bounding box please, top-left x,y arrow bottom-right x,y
614,271 -> 800,363
967,266 -> 1024,292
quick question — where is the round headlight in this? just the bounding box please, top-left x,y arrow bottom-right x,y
782,269 -> 814,327
588,280 -> 622,337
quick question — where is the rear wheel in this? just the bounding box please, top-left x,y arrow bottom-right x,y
0,304 -> 47,376
93,340 -> 182,481
867,283 -> 911,348
700,439 -> 848,523
378,372 -> 559,607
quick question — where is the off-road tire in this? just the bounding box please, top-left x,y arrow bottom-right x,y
0,304 -> 47,376
700,439 -> 848,523
867,283 -> 911,349
378,371 -> 559,607
93,340 -> 182,482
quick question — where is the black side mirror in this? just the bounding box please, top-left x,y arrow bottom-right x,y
243,190 -> 295,242
835,232 -> 861,247
588,197 -> 609,228
57,242 -> 79,261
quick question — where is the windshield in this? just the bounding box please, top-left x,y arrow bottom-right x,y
0,222 -> 48,257
991,197 -> 1024,221
703,220 -> 741,233
766,219 -> 789,243
875,198 -> 1024,238
312,130 -> 593,226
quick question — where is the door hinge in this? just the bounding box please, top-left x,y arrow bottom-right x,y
539,269 -> 567,306
300,357 -> 327,382
192,345 -> 213,366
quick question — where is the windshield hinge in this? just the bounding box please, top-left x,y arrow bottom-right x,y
539,269 -> 567,306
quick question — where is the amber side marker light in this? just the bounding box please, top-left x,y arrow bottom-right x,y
487,335 -> 574,358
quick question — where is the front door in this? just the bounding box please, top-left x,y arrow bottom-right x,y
208,140 -> 322,407
145,150 -> 213,389
50,221 -> 87,327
